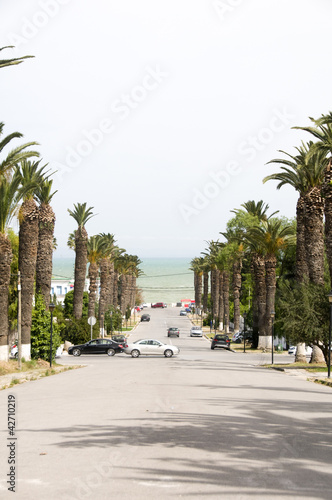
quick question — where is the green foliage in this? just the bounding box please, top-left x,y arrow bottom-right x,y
60,317 -> 99,344
64,290 -> 89,317
104,307 -> 123,333
31,294 -> 62,361
277,280 -> 330,362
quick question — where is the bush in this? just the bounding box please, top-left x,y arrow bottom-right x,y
60,317 -> 99,345
31,294 -> 62,361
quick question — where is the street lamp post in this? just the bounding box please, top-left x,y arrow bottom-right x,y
243,312 -> 247,353
271,310 -> 275,365
49,303 -> 55,368
224,313 -> 228,334
327,291 -> 332,378
110,310 -> 113,337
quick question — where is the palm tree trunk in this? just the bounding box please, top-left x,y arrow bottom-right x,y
233,258 -> 242,333
304,187 -> 324,285
211,269 -> 219,320
73,226 -> 88,319
107,261 -> 114,308
0,234 -> 12,361
120,274 -> 127,314
113,270 -> 119,308
88,261 -> 98,318
265,253 -> 277,348
35,203 -> 55,309
223,270 -> 229,334
218,271 -> 224,330
295,196 -> 309,283
99,258 -> 109,321
203,272 -> 209,313
252,253 -> 267,348
19,198 -> 39,360
323,159 -> 332,283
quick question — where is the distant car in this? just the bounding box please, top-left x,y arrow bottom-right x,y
68,338 -> 123,357
141,314 -> 151,322
151,302 -> 166,308
185,307 -> 191,313
167,327 -> 180,337
288,345 -> 313,356
211,334 -> 231,350
123,339 -> 180,358
190,326 -> 203,337
112,334 -> 126,343
234,332 -> 253,344
142,303 -> 149,308
180,310 -> 187,316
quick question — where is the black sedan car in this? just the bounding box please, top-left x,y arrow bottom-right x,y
68,338 -> 124,357
141,314 -> 151,322
211,334 -> 231,350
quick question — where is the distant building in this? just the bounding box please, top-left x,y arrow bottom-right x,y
51,278 -> 91,304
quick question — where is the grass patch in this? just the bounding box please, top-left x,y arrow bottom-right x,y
313,379 -> 332,388
269,363 -> 327,371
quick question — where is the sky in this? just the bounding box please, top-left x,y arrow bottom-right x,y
1,0 -> 332,258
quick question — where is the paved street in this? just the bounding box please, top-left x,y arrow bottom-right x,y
1,306 -> 332,499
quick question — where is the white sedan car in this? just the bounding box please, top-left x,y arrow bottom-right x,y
123,339 -> 180,358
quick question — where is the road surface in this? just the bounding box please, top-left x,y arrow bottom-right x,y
1,306 -> 332,499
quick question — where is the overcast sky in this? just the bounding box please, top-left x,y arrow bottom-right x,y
1,0 -> 332,258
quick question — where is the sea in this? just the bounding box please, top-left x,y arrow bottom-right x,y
52,257 -> 194,305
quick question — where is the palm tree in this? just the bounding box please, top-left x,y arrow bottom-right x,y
68,203 -> 94,319
0,122 -> 39,179
87,235 -> 104,319
17,160 -> 47,359
0,170 -> 22,360
35,177 -> 57,308
264,142 -> 327,285
246,218 -> 295,348
190,257 -> 204,309
233,201 -> 272,346
294,114 -> 332,282
98,233 -> 116,322
0,46 -> 34,68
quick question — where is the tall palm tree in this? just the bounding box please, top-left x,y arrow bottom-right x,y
68,203 -> 94,319
87,235 -> 104,319
35,177 -> 57,308
246,218 -> 295,348
294,114 -> 332,282
0,170 -> 22,360
264,142 -> 327,285
98,233 -> 116,322
190,257 -> 204,309
18,160 -> 47,359
0,45 -> 34,68
233,200 -> 272,346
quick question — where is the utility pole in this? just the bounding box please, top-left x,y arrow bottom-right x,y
17,271 -> 22,370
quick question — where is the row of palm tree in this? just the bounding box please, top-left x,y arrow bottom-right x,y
191,111 -> 332,361
191,202 -> 294,348
67,204 -> 142,325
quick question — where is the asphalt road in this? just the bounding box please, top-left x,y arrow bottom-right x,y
1,306 -> 332,500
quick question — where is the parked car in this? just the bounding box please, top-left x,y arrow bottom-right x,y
185,307 -> 191,313
141,314 -> 151,322
142,303 -> 149,308
167,327 -> 180,337
190,326 -> 203,337
180,310 -> 187,316
10,344 -> 63,358
123,339 -> 180,358
112,334 -> 126,343
211,334 -> 231,350
288,345 -> 313,356
68,338 -> 124,357
151,302 -> 166,308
